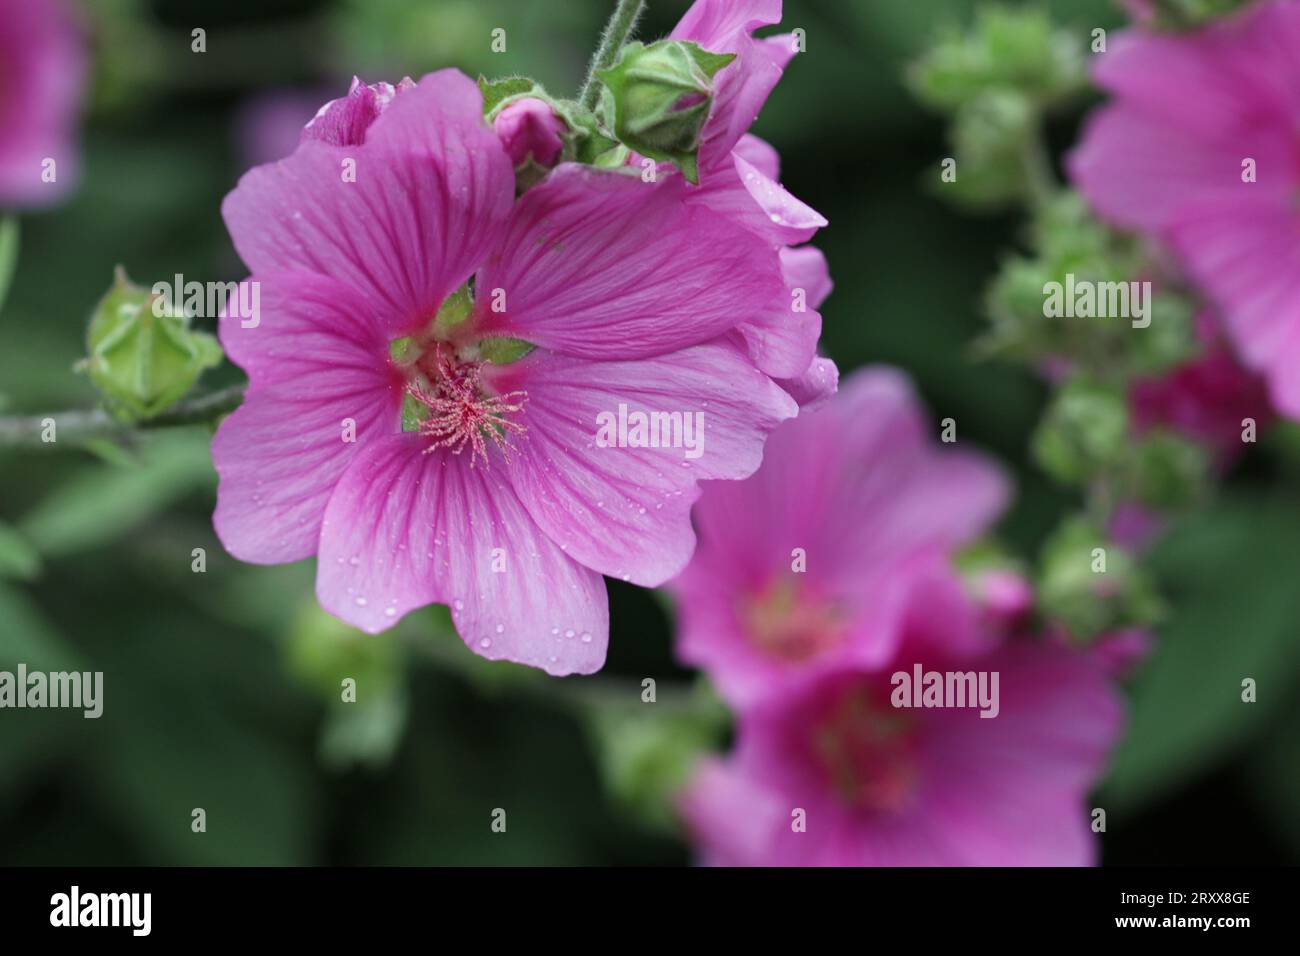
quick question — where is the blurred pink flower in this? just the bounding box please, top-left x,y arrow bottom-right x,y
0,0 -> 84,206
1068,0 -> 1300,417
668,367 -> 1009,707
234,91 -> 324,168
678,634 -> 1123,866
1129,312 -> 1273,465
214,71 -> 799,675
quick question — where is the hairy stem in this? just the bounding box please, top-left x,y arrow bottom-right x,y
0,383 -> 246,451
579,0 -> 646,111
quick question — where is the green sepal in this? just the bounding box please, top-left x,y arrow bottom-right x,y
595,40 -> 736,185
478,336 -> 535,365
400,391 -> 428,433
432,283 -> 473,336
477,75 -> 540,118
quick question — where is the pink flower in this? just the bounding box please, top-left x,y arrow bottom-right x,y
661,1 -> 833,399
301,76 -> 416,147
1129,312 -> 1272,465
667,367 -> 1009,707
668,0 -> 826,245
493,97 -> 566,169
1068,0 -> 1300,417
214,71 -> 799,675
235,91 -> 325,168
0,0 -> 85,206
678,634 -> 1123,866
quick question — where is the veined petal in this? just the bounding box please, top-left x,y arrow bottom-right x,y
217,271 -> 390,388
489,339 -> 797,586
213,372 -> 399,566
222,70 -> 515,333
316,435 -> 608,675
474,165 -> 785,359
735,245 -> 830,378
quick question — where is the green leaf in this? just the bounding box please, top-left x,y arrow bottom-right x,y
0,521 -> 42,581
0,216 -> 18,316
1100,495 -> 1300,811
18,430 -> 215,558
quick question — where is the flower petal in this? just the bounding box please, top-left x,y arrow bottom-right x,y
222,69 -> 514,332
777,355 -> 838,409
672,0 -> 787,169
213,373 -> 399,566
217,271 -> 390,388
734,245 -> 829,378
316,435 -> 609,675
474,165 -> 785,359
490,340 -> 797,586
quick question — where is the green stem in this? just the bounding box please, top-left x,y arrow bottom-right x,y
1020,120 -> 1059,213
579,0 -> 646,111
0,383 -> 246,451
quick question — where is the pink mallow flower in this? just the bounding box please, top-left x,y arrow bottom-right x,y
678,632 -> 1123,866
0,0 -> 84,206
214,70 -> 800,675
667,367 -> 1009,707
658,1 -> 834,404
1068,0 -> 1300,418
492,97 -> 566,169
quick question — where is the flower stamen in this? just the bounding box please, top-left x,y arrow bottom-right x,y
404,342 -> 527,467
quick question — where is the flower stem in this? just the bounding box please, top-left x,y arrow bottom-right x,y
1021,120 -> 1059,213
579,0 -> 646,111
0,383 -> 246,451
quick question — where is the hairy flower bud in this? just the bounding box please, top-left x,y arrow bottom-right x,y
596,39 -> 735,184
78,267 -> 222,421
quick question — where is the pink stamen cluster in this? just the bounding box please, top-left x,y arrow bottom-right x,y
405,341 -> 527,466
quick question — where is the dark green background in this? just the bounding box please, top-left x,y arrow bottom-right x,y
1,0 -> 1298,865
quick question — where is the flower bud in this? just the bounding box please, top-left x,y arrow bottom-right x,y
79,267 -> 222,422
596,40 -> 735,184
1037,517 -> 1162,641
1032,377 -> 1130,486
492,96 -> 566,170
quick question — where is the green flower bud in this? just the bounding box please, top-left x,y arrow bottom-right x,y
1128,430 -> 1209,511
941,89 -> 1034,209
1037,517 -> 1162,642
1033,377 -> 1130,486
78,267 -> 222,422
596,40 -> 736,184
908,6 -> 1087,113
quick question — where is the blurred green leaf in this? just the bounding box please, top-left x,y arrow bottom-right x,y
0,216 -> 18,315
18,430 -> 214,558
0,521 -> 42,581
584,679 -> 729,833
1101,495 -> 1300,811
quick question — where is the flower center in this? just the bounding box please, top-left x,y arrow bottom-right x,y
389,285 -> 531,468
401,340 -> 527,466
811,687 -> 919,814
742,578 -> 844,663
